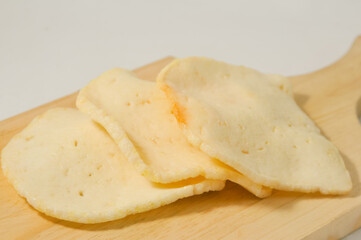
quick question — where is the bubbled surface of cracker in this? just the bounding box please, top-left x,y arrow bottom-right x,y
157,57 -> 352,194
1,108 -> 225,223
76,69 -> 271,198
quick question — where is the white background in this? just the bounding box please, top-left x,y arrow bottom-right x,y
0,0 -> 360,238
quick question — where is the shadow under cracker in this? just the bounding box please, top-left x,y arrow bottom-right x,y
294,93 -> 310,108
340,151 -> 361,198
35,180 -> 353,233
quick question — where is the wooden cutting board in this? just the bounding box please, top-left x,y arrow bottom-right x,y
0,37 -> 361,240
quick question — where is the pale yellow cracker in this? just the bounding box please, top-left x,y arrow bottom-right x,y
157,57 -> 352,194
76,69 -> 271,197
1,108 -> 225,223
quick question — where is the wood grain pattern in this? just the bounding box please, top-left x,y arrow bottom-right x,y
0,38 -> 360,240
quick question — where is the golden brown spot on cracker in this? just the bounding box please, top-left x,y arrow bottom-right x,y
172,102 -> 187,125
141,99 -> 151,105
25,136 -> 34,141
161,84 -> 187,124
